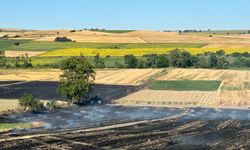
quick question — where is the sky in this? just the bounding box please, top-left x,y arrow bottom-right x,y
1,0 -> 250,30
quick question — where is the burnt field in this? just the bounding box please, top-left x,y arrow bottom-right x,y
0,106 -> 250,149
0,75 -> 250,149
0,81 -> 137,103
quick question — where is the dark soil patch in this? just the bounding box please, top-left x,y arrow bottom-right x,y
0,81 -> 137,103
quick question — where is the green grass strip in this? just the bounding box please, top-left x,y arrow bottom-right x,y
148,80 -> 221,91
0,123 -> 33,132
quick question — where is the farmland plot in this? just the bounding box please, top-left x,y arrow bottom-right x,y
0,69 -> 61,81
0,69 -> 162,86
116,69 -> 250,108
116,90 -> 219,107
5,51 -> 44,57
95,69 -> 161,85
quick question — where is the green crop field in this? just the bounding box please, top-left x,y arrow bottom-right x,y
7,41 -> 207,51
0,39 -> 31,51
148,80 -> 222,91
31,56 -> 125,68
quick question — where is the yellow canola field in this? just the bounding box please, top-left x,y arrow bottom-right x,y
40,48 -> 250,57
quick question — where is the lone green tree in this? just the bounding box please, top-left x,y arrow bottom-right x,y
57,56 -> 96,104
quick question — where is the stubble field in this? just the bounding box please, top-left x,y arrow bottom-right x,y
0,69 -> 161,86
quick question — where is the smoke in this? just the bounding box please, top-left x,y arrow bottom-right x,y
9,105 -> 250,132
183,107 -> 250,121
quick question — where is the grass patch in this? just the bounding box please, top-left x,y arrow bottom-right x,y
7,42 -> 125,51
221,85 -> 243,91
0,123 -> 33,132
0,39 -> 31,51
148,80 -> 221,91
7,42 -> 207,51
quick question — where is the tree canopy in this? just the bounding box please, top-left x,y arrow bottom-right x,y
57,56 -> 96,104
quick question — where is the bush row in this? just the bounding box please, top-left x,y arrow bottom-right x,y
121,49 -> 250,69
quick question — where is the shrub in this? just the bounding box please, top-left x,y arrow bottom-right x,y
143,54 -> 158,68
54,37 -> 72,42
0,58 -> 6,67
0,51 -> 6,67
1,35 -> 9,38
124,55 -> 137,68
13,35 -> 21,38
46,101 -> 60,110
94,53 -> 106,68
156,54 -> 170,68
114,61 -> 124,68
18,94 -> 44,112
22,54 -> 33,68
137,59 -> 146,68
14,42 -> 20,46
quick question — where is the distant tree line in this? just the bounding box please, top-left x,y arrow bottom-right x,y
182,30 -> 203,33
1,49 -> 250,69
121,49 -> 250,69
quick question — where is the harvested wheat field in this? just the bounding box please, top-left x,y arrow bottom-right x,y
117,90 -> 219,107
36,30 -> 142,43
0,69 -> 61,81
3,30 -> 250,48
95,69 -> 161,85
116,69 -> 250,108
34,30 -> 250,48
5,51 -> 44,57
0,69 -> 161,86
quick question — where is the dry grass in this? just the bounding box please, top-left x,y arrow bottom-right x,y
0,99 -> 19,114
116,90 -> 218,107
8,30 -> 249,48
95,69 -> 162,85
36,30 -> 142,43
0,69 -> 162,86
0,69 -> 61,81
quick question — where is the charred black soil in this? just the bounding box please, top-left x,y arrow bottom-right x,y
0,81 -> 137,103
0,106 -> 250,150
0,81 -> 250,149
